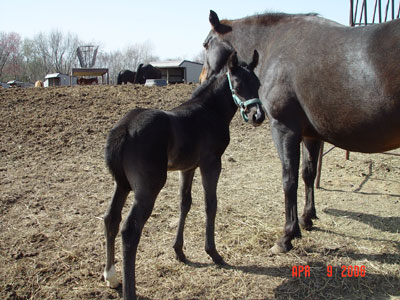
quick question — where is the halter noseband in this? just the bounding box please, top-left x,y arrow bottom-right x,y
226,72 -> 263,122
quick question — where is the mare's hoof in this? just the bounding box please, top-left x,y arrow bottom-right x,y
269,243 -> 288,254
269,241 -> 293,255
104,265 -> 120,289
299,216 -> 313,231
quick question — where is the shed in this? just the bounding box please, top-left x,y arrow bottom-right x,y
7,80 -> 32,88
44,73 -> 77,87
150,60 -> 203,84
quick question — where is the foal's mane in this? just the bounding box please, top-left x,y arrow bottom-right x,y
222,12 -> 318,27
191,72 -> 226,100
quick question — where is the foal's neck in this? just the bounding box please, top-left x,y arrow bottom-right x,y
200,75 -> 238,125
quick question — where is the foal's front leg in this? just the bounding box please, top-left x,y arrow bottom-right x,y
200,157 -> 224,264
173,169 -> 196,262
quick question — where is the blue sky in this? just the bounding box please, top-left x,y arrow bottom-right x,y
1,0 -> 351,60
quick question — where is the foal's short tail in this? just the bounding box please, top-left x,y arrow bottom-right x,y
105,125 -> 130,189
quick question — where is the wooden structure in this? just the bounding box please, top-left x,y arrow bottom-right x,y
71,68 -> 109,85
316,0 -> 400,188
72,45 -> 109,84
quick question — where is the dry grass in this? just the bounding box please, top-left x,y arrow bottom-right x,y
0,85 -> 399,300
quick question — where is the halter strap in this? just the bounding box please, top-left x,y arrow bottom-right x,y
226,72 -> 263,122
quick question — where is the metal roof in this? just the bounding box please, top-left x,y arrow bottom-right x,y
45,73 -> 62,79
150,60 -> 202,68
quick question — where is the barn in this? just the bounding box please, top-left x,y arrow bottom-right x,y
44,73 -> 77,87
150,60 -> 203,84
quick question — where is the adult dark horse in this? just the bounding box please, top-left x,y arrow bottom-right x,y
103,51 -> 264,300
201,10 -> 400,254
134,63 -> 162,84
117,70 -> 136,85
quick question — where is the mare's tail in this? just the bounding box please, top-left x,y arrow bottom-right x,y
105,124 -> 130,189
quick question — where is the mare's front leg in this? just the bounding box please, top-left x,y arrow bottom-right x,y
200,157 -> 224,264
270,120 -> 302,254
299,137 -> 321,230
173,169 -> 196,262
104,183 -> 130,288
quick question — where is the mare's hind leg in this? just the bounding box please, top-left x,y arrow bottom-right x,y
104,183 -> 130,288
270,121 -> 302,254
299,138 -> 321,230
200,157 -> 224,264
173,169 -> 196,262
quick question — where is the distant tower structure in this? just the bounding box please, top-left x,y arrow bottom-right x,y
77,45 -> 99,68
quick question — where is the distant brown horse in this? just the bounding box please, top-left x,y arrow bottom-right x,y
34,80 -> 43,88
78,77 -> 98,85
201,10 -> 400,254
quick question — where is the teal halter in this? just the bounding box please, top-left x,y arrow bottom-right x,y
226,72 -> 263,122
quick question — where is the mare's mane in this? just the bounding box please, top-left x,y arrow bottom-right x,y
222,12 -> 318,27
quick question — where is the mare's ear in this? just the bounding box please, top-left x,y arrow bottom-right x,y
248,50 -> 259,71
228,51 -> 239,72
209,10 -> 232,34
209,10 -> 220,30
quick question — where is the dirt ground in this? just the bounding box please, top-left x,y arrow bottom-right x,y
1,84 -> 399,300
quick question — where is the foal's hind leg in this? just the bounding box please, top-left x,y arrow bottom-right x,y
200,157 -> 224,264
121,168 -> 167,300
299,138 -> 321,230
173,169 -> 195,262
104,183 -> 130,288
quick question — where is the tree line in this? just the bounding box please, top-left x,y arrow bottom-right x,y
0,30 -> 200,84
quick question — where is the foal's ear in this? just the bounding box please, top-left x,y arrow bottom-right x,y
209,10 -> 220,30
228,51 -> 239,72
248,50 -> 259,71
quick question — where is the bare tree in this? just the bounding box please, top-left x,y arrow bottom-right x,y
0,32 -> 21,80
96,41 -> 159,84
33,30 -> 80,75
192,49 -> 205,64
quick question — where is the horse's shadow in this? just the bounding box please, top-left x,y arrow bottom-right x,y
185,257 -> 399,300
323,208 -> 400,234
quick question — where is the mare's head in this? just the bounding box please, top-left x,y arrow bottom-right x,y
225,51 -> 265,126
200,10 -> 234,83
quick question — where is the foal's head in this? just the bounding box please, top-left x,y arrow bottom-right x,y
225,50 -> 265,126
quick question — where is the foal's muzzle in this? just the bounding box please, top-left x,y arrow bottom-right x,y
246,102 -> 265,127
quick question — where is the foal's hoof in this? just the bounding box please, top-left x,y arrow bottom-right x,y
212,254 -> 225,265
206,248 -> 225,265
174,249 -> 187,263
104,265 -> 120,289
299,216 -> 313,231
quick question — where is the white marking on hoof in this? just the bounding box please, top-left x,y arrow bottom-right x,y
104,265 -> 119,288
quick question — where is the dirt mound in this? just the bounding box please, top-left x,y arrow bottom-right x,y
1,85 -> 399,299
